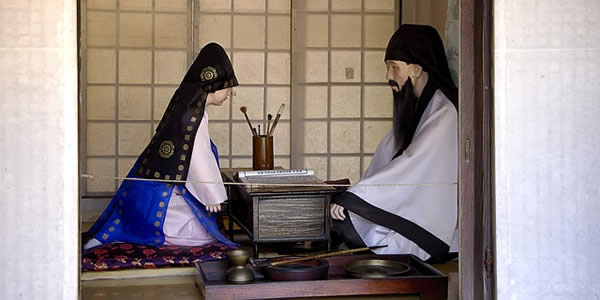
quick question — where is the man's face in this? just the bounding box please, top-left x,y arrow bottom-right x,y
385,60 -> 411,93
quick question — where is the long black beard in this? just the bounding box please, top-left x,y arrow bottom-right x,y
392,79 -> 419,151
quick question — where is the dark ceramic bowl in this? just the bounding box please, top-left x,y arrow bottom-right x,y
265,258 -> 329,281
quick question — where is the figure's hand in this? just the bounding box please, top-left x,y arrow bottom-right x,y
206,204 -> 221,213
330,203 -> 346,221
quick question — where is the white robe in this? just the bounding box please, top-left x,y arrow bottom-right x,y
163,110 -> 227,246
347,90 -> 458,261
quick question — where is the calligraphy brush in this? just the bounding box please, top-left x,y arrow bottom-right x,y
268,103 -> 285,136
240,106 -> 257,136
266,113 -> 273,136
250,245 -> 387,268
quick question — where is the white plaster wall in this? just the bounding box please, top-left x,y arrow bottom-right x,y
494,0 -> 600,298
0,1 -> 79,299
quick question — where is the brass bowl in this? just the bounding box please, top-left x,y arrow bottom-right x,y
225,249 -> 252,266
226,266 -> 255,284
345,259 -> 410,278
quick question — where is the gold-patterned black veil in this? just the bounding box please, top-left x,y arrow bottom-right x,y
135,43 -> 238,182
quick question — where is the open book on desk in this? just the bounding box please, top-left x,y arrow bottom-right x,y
236,169 -> 322,185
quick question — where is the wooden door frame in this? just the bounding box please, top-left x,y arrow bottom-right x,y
459,0 -> 495,299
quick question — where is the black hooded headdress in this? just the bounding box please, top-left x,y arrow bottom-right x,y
385,24 -> 458,158
385,24 -> 457,107
135,42 -> 238,182
183,42 -> 238,92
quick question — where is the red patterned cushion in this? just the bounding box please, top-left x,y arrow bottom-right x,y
82,242 -> 236,272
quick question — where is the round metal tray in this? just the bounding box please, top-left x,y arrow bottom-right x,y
345,259 -> 410,279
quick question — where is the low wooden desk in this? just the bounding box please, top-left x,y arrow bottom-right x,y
221,169 -> 337,257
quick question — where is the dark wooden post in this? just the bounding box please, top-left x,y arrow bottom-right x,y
460,0 -> 494,299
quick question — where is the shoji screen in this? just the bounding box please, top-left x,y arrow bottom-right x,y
196,0 -> 292,170
82,0 -> 192,195
81,0 -> 399,196
291,0 -> 398,182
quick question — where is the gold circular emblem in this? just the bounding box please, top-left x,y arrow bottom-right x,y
159,140 -> 175,159
200,66 -> 218,81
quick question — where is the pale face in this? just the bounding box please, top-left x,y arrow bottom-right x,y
206,87 -> 231,106
385,60 -> 411,92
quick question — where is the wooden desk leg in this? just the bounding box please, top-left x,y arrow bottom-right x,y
227,217 -> 234,241
226,186 -> 234,241
228,221 -> 234,241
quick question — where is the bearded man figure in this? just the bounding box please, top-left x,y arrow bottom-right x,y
330,24 -> 459,262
